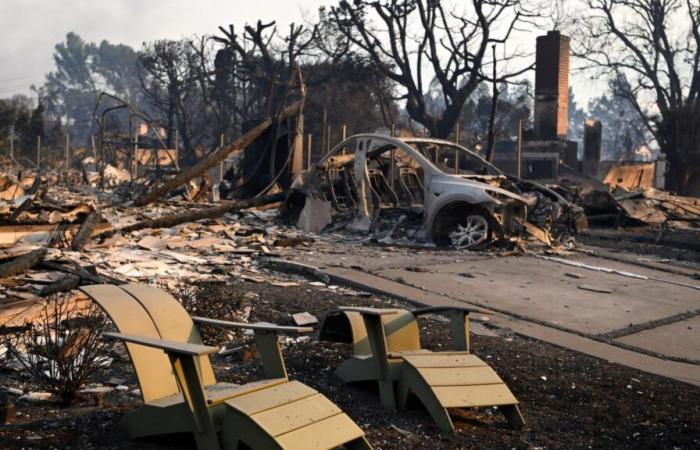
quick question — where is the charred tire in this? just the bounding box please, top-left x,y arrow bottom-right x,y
431,203 -> 493,249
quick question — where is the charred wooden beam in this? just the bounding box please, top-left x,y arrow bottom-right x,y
0,248 -> 47,278
40,274 -> 81,296
122,191 -> 287,233
71,210 -> 100,251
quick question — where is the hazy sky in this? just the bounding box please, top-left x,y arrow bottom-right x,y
0,0 -> 597,104
0,0 -> 328,96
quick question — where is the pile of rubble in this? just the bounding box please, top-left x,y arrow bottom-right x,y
581,183 -> 700,229
611,187 -> 700,229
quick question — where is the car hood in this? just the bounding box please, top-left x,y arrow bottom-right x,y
431,175 -> 530,204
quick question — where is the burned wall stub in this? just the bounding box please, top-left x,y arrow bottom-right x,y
534,31 -> 570,141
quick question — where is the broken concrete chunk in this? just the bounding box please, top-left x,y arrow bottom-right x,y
296,198 -> 332,233
292,312 -> 319,326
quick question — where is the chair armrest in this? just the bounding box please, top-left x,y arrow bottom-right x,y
192,317 -> 313,334
338,307 -> 398,317
411,307 -> 481,353
103,331 -> 219,356
337,307 -> 393,381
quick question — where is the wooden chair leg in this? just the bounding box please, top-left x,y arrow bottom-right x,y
346,436 -> 374,450
377,379 -> 397,410
399,372 -> 454,433
500,404 -> 526,429
397,378 -> 410,411
170,355 -> 221,450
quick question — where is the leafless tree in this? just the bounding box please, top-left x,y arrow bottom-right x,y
213,21 -> 324,119
138,39 -> 214,166
331,0 -> 536,138
572,0 -> 700,193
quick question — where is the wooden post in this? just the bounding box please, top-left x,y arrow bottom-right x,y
65,132 -> 70,170
135,131 -> 140,178
291,114 -> 304,177
91,136 -> 97,159
517,119 -> 523,179
454,123 -> 461,174
9,128 -> 14,164
390,148 -> 396,199
341,124 -> 347,155
326,124 -> 332,154
36,136 -> 41,171
321,110 -> 327,154
219,133 -> 225,182
306,133 -> 312,169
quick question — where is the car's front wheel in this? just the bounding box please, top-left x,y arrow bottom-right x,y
447,213 -> 490,249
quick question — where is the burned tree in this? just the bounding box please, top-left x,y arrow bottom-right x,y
331,0 -> 535,138
2,294 -> 110,406
573,0 -> 700,194
137,39 -> 213,166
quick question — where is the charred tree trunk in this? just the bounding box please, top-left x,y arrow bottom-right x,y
658,104 -> 700,194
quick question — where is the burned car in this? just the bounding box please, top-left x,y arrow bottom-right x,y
285,134 -> 586,248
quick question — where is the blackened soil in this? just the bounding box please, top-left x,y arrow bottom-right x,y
0,281 -> 698,449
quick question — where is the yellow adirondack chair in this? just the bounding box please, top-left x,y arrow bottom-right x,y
81,283 -> 372,450
319,306 -> 525,433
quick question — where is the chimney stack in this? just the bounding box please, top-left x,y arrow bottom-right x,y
534,31 -> 570,140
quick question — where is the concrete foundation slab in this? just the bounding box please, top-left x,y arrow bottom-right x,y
615,316 -> 700,361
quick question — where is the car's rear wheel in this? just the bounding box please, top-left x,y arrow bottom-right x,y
447,214 -> 490,249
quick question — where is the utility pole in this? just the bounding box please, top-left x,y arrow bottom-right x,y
485,44 -> 499,163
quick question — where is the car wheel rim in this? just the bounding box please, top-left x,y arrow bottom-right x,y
449,214 -> 489,249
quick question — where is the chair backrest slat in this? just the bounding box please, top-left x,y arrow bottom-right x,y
342,309 -> 420,354
120,283 -> 217,386
79,285 -> 179,403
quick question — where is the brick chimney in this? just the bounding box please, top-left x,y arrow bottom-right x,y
534,31 -> 570,140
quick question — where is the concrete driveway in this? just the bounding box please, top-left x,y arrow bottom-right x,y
292,244 -> 700,385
